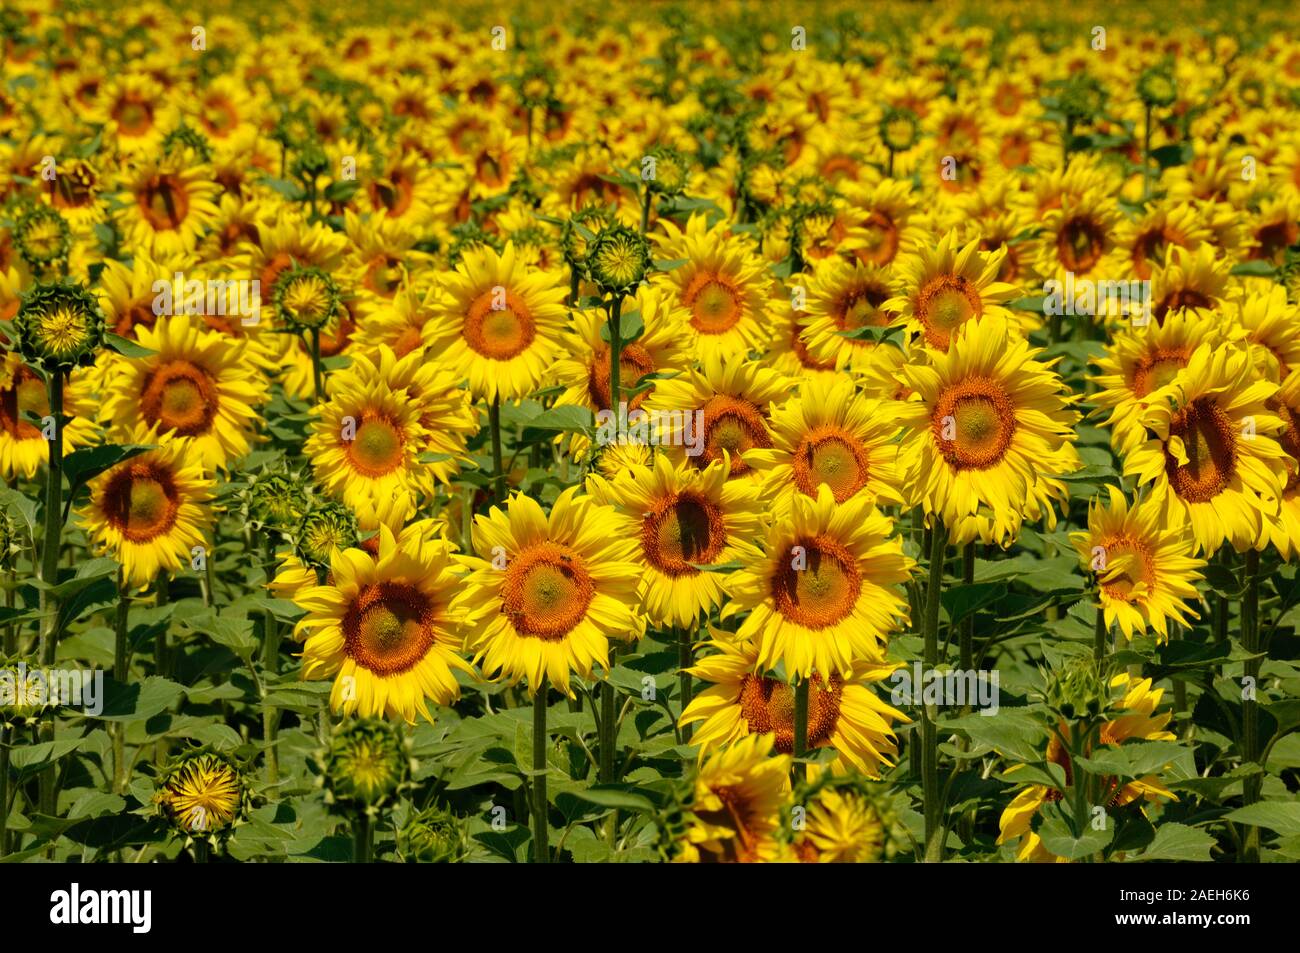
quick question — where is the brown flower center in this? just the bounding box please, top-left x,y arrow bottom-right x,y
738,672 -> 843,753
792,425 -> 870,502
501,541 -> 594,640
640,491 -> 725,576
139,360 -> 219,437
1164,397 -> 1236,503
684,272 -> 744,334
698,394 -> 771,475
932,377 -> 1017,471
917,274 -> 982,349
771,534 -> 862,629
101,462 -> 181,542
342,582 -> 436,675
463,288 -> 536,359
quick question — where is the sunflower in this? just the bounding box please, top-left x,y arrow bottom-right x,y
1033,185 -> 1122,285
839,177 -> 926,268
1071,485 -> 1206,642
0,356 -> 98,481
681,634 -> 908,777
1091,308 -> 1225,455
723,485 -> 912,678
998,674 -> 1176,863
751,373 -> 905,514
674,732 -> 791,864
1231,287 -> 1300,383
303,373 -> 431,524
96,253 -> 177,340
425,241 -> 567,403
154,751 -> 248,836
452,487 -> 643,697
551,283 -> 691,456
586,455 -> 764,628
1124,342 -> 1288,554
101,316 -> 269,471
1113,200 -> 1211,281
791,782 -> 888,863
78,441 -> 215,589
895,315 -> 1081,541
642,352 -> 792,480
291,524 -> 473,724
349,282 -> 437,360
1266,370 -> 1300,559
885,230 -> 1021,351
1148,243 -> 1235,326
651,214 -> 772,361
799,257 -> 898,371
115,155 -> 220,259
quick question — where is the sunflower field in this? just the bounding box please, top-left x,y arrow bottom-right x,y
1,0 -> 1299,869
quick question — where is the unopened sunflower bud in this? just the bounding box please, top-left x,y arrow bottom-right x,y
15,280 -> 106,370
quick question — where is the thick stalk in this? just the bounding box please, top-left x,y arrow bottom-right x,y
1093,603 -> 1106,662
112,572 -> 129,793
921,516 -> 946,863
959,542 -> 975,672
260,534 -> 280,785
598,296 -> 625,795
309,328 -> 323,404
353,813 -> 373,863
640,186 -> 651,236
488,396 -> 505,504
38,371 -> 65,816
0,724 -> 8,857
1241,549 -> 1261,863
678,625 -> 693,741
532,681 -> 549,863
793,678 -> 809,781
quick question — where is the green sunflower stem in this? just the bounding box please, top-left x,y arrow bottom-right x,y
309,328 -> 324,405
1093,602 -> 1107,662
532,680 -> 550,863
1241,548 -> 1262,863
193,839 -> 210,864
608,294 -> 623,420
678,625 -> 694,742
959,541 -> 976,673
352,812 -> 373,863
921,514 -> 946,863
793,678 -> 809,782
488,396 -> 506,504
0,724 -> 8,857
260,534 -> 281,785
1142,104 -> 1154,202
112,570 -> 130,794
640,185 -> 651,237
37,369 -> 65,818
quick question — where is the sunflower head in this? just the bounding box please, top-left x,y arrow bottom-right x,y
789,770 -> 905,863
561,205 -> 614,273
513,59 -> 554,109
321,718 -> 412,811
879,106 -> 920,152
154,749 -> 251,842
275,264 -> 342,331
13,205 -> 71,274
1041,656 -> 1111,720
587,223 -> 651,296
242,464 -> 313,535
15,280 -> 106,370
1052,73 -> 1106,124
447,221 -> 506,267
644,144 -> 690,196
161,122 -> 213,163
295,498 -> 359,571
398,804 -> 468,862
1137,67 -> 1177,109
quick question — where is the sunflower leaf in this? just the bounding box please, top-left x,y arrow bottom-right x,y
105,333 -> 157,358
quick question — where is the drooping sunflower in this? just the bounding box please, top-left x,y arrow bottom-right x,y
642,352 -> 792,480
1091,308 -> 1225,455
1125,343 -> 1289,554
998,674 -> 1176,863
674,732 -> 791,864
748,373 -> 905,513
681,634 -> 908,777
78,441 -> 215,589
586,455 -> 764,628
452,488 -> 643,697
291,524 -> 474,724
723,485 -> 912,678
799,257 -> 898,372
1071,485 -> 1206,642
651,214 -> 772,361
425,241 -> 567,403
101,316 -> 269,472
885,230 -> 1021,351
894,315 -> 1081,540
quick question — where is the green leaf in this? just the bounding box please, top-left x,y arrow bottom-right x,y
569,787 -> 657,813
1128,822 -> 1216,862
941,582 -> 1006,625
63,443 -> 153,489
523,405 -> 595,433
104,333 -> 157,358
1075,740 -> 1187,779
1037,813 -> 1113,859
836,322 -> 906,343
599,308 -> 644,344
1223,802 -> 1300,836
91,676 -> 185,721
1230,260 -> 1276,278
